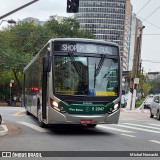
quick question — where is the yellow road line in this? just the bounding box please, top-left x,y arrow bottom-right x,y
14,110 -> 25,116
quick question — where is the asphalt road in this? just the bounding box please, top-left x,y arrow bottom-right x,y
0,107 -> 160,160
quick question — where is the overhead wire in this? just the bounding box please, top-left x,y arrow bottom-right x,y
143,6 -> 160,21
136,0 -> 152,15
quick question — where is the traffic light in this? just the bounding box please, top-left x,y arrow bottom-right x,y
67,0 -> 79,13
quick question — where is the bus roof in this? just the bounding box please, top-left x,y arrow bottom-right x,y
49,38 -> 119,47
23,38 -> 119,72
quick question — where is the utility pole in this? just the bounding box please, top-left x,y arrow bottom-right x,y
130,24 -> 145,110
0,0 -> 39,20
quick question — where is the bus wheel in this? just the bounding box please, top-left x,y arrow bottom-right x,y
0,115 -> 2,125
37,109 -> 47,128
26,110 -> 31,115
86,124 -> 97,128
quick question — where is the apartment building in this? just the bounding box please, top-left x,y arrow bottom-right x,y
74,0 -> 132,71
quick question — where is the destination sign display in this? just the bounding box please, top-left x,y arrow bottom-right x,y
54,42 -> 118,55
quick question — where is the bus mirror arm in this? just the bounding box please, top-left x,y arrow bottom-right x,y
44,53 -> 51,72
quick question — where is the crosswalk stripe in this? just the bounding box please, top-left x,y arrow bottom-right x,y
149,140 -> 160,145
123,123 -> 160,130
18,122 -> 49,133
148,124 -> 160,127
112,124 -> 160,134
97,125 -> 136,133
121,133 -> 136,138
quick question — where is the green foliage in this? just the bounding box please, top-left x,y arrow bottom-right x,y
149,77 -> 160,94
138,72 -> 151,97
0,17 -> 95,99
135,97 -> 146,108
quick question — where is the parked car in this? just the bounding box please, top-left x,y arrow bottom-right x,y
144,97 -> 153,109
150,95 -> 160,120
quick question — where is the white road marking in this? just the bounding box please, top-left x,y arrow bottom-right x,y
148,124 -> 160,127
121,133 -> 136,138
149,140 -> 160,145
97,125 -> 136,133
113,124 -> 160,134
18,122 -> 49,133
123,123 -> 160,130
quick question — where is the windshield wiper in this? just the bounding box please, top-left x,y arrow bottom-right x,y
103,59 -> 118,78
68,52 -> 82,77
94,55 -> 105,88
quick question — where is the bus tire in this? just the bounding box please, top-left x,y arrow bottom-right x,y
37,109 -> 47,128
86,124 -> 97,128
0,115 -> 2,125
26,110 -> 31,115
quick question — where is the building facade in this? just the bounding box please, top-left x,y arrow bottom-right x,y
74,0 -> 132,71
22,17 -> 44,26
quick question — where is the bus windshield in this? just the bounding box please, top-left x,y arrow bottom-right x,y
54,54 -> 119,96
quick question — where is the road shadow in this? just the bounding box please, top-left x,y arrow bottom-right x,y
27,114 -> 116,137
47,124 -> 114,136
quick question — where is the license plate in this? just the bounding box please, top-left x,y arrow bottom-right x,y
80,120 -> 93,124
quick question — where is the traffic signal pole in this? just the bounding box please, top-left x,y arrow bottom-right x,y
0,0 -> 39,20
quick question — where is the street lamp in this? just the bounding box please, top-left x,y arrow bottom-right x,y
9,80 -> 14,106
0,19 -> 16,26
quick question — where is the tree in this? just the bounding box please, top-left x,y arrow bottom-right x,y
137,72 -> 150,97
0,17 -> 95,99
0,22 -> 49,94
149,77 -> 160,94
44,17 -> 95,38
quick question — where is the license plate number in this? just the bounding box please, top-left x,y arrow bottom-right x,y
80,120 -> 93,124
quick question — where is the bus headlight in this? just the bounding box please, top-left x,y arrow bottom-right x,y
53,101 -> 58,108
108,103 -> 119,114
50,99 -> 66,113
114,104 -> 119,110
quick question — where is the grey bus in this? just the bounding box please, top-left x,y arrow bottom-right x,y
23,38 -> 122,127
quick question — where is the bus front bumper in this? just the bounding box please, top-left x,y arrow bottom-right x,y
48,107 -> 120,124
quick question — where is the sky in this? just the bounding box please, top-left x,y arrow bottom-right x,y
0,0 -> 160,73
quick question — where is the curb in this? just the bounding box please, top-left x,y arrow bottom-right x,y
0,125 -> 9,136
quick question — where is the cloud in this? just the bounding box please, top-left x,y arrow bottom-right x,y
0,0 -> 71,21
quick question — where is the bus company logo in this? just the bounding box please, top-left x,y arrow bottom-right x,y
2,152 -> 11,157
85,107 -> 90,112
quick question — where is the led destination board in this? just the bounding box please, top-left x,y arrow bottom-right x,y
54,42 -> 118,55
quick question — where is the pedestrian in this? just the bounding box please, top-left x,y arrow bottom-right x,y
13,95 -> 17,106
19,96 -> 23,107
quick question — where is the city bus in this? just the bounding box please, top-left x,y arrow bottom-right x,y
23,38 -> 122,127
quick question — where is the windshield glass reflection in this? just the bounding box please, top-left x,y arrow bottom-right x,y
54,55 -> 118,96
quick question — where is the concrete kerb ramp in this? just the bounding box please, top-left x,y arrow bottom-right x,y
0,115 -> 9,136
0,125 -> 9,136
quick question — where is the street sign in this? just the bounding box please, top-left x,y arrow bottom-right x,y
134,78 -> 139,84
